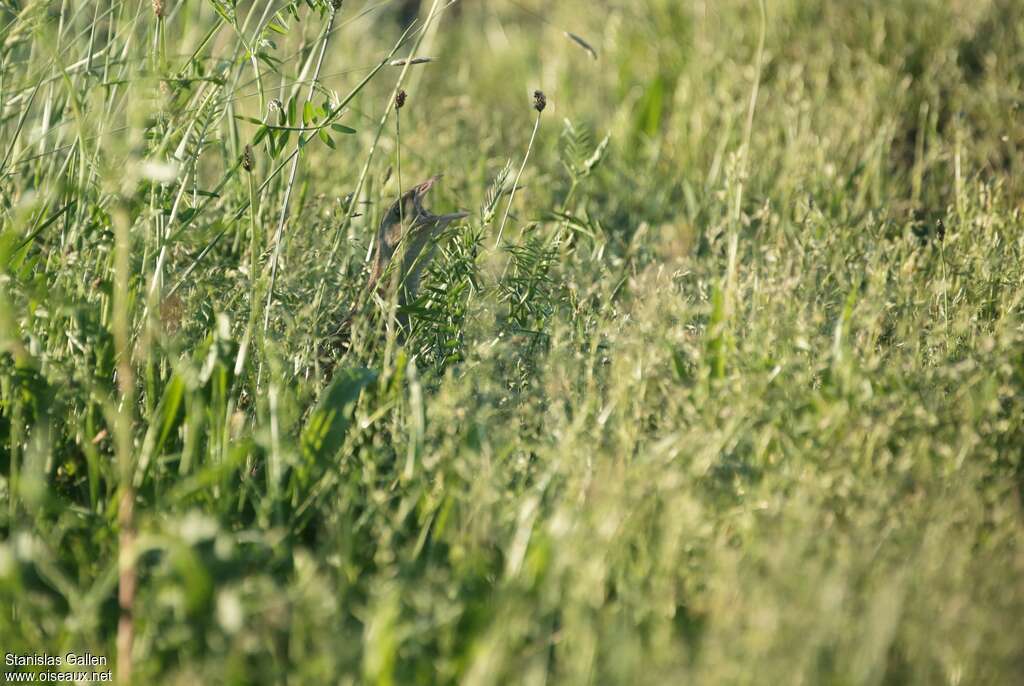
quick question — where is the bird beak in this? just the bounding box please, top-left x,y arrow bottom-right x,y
414,176 -> 441,199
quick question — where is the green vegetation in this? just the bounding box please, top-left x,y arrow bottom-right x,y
2,0 -> 1023,683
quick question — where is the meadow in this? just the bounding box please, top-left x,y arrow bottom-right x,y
1,0 -> 1023,683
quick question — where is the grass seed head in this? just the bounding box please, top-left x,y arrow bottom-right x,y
268,98 -> 284,124
152,0 -> 165,19
242,144 -> 255,172
395,89 -> 407,110
390,57 -> 434,66
533,90 -> 547,113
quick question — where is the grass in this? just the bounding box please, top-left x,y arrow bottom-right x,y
2,0 -> 1023,683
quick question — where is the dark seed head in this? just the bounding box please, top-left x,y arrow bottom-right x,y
395,89 -> 407,110
242,144 -> 255,172
331,0 -> 344,9
533,90 -> 547,113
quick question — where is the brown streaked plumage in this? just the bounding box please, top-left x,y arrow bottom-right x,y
368,175 -> 468,306
328,176 -> 467,357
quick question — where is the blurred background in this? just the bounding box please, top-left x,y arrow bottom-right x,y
1,1 -> 1023,684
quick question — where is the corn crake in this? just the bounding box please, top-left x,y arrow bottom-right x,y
327,176 -> 468,358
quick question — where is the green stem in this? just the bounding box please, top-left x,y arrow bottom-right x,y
263,5 -> 340,332
495,109 -> 542,248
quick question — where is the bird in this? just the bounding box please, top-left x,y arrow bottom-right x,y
368,175 -> 468,307
326,176 -> 467,357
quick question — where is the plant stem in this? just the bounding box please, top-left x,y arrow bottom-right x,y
248,171 -> 262,341
396,110 -> 404,228
263,5 -> 340,332
327,0 -> 445,265
495,109 -> 542,248
112,206 -> 136,686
